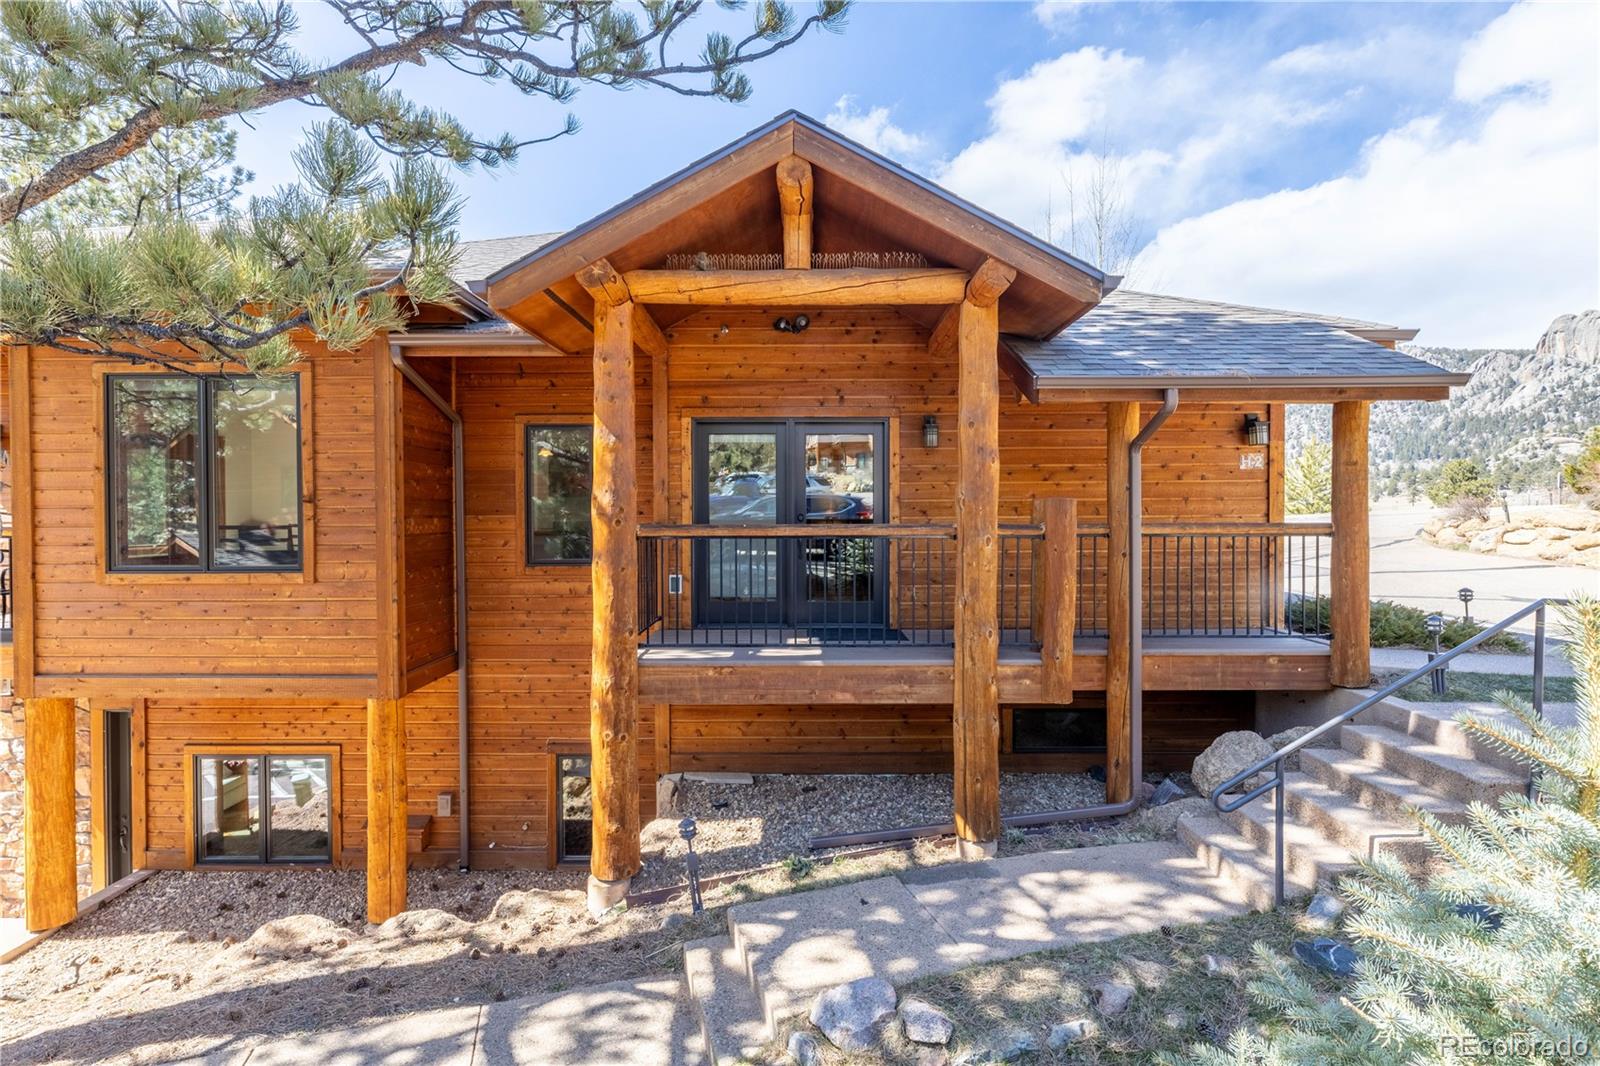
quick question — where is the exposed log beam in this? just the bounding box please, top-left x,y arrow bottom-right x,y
775,155 -> 814,269
575,258 -> 669,359
1331,401 -> 1371,687
1104,402 -> 1139,805
622,268 -> 969,306
952,296 -> 1001,859
589,296 -> 642,911
965,257 -> 1017,308
24,697 -> 77,932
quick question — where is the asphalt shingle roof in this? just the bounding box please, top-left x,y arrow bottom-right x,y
1008,290 -> 1461,386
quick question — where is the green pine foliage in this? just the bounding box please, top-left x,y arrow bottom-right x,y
1164,597 -> 1600,1065
1563,427 -> 1600,507
1425,458 -> 1498,508
0,0 -> 850,371
1285,440 -> 1333,516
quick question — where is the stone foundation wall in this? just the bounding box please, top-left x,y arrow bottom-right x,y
0,696 -> 94,918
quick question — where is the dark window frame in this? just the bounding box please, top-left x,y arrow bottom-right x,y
523,422 -> 594,566
105,373 -> 305,574
191,752 -> 333,866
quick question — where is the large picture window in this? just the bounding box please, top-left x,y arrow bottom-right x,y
108,375 -> 303,571
194,753 -> 332,864
525,424 -> 593,564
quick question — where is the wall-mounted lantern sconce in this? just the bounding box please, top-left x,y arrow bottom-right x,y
1242,413 -> 1270,446
923,415 -> 939,449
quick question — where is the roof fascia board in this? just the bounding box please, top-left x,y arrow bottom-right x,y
1032,372 -> 1471,389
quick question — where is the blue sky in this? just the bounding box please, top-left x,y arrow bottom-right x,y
231,1 -> 1597,347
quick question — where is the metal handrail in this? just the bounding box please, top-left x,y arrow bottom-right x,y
1211,597 -> 1566,906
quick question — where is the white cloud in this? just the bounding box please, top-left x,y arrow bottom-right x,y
1032,1 -> 1091,32
1132,2 -> 1599,347
823,96 -> 930,163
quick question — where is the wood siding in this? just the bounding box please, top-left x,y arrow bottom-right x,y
14,341 -> 383,697
401,359 -> 457,683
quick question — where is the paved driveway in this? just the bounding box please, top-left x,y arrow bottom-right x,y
1365,506 -> 1597,634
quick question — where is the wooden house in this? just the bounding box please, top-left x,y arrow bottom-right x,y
1,113 -> 1469,929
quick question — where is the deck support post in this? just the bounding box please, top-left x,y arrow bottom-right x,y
1331,401 -> 1371,687
24,697 -> 78,932
951,257 -> 1014,860
365,696 -> 408,924
1104,402 -> 1139,804
589,296 -> 642,909
1031,498 -> 1078,704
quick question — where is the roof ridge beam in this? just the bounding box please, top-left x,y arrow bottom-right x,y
775,155 -> 814,269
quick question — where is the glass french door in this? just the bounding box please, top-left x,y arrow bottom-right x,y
692,421 -> 887,631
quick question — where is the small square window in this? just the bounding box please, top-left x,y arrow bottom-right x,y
525,424 -> 593,564
1011,708 -> 1108,754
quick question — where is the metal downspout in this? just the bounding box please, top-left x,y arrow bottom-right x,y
390,346 -> 471,870
809,387 -> 1182,850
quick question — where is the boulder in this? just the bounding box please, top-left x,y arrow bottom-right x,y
1190,731 -> 1275,798
787,1031 -> 824,1066
1094,979 -> 1136,1017
1047,1020 -> 1097,1049
811,976 -> 897,1052
899,997 -> 954,1045
1305,891 -> 1346,929
1265,726 -> 1316,772
1469,529 -> 1501,553
1538,542 -> 1575,561
655,774 -> 681,817
1138,796 -> 1212,834
986,1028 -> 1040,1062
1501,528 -> 1539,545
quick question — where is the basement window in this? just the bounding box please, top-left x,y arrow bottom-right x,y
1010,707 -> 1108,754
107,375 -> 303,572
525,424 -> 593,564
194,754 -> 331,864
554,753 -> 593,864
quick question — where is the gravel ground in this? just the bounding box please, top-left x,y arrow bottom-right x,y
635,771 -> 1106,889
0,770 -> 1176,1065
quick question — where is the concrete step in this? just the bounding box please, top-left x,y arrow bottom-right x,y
1300,747 -> 1472,829
682,936 -> 769,1065
1177,810 -> 1318,911
1365,697 -> 1531,776
1219,791 -> 1362,888
725,875 -> 975,1036
1339,723 -> 1525,806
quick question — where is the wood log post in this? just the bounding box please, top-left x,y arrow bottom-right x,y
1032,498 -> 1078,704
1104,403 -> 1139,805
1331,401 -> 1371,687
589,296 -> 642,911
775,156 -> 814,269
952,257 -> 1014,860
24,697 -> 77,932
365,696 -> 408,925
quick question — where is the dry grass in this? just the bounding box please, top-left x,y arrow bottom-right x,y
770,905 -> 1342,1064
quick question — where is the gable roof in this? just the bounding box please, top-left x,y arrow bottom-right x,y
1007,290 -> 1460,391
481,112 -> 1111,350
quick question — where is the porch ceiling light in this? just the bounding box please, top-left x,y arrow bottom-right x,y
1242,413 -> 1270,446
923,415 -> 939,448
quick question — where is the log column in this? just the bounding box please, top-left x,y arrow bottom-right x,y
365,696 -> 408,924
588,296 -> 642,911
775,156 -> 814,269
1104,403 -> 1139,805
951,258 -> 1015,860
1331,401 -> 1371,687
24,697 -> 77,932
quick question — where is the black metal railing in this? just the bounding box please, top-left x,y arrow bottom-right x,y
1142,525 -> 1332,638
637,524 -> 958,647
636,521 -> 1334,650
1212,597 -> 1564,906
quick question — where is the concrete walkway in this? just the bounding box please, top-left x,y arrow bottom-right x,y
1371,646 -> 1576,678
199,841 -> 1250,1066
